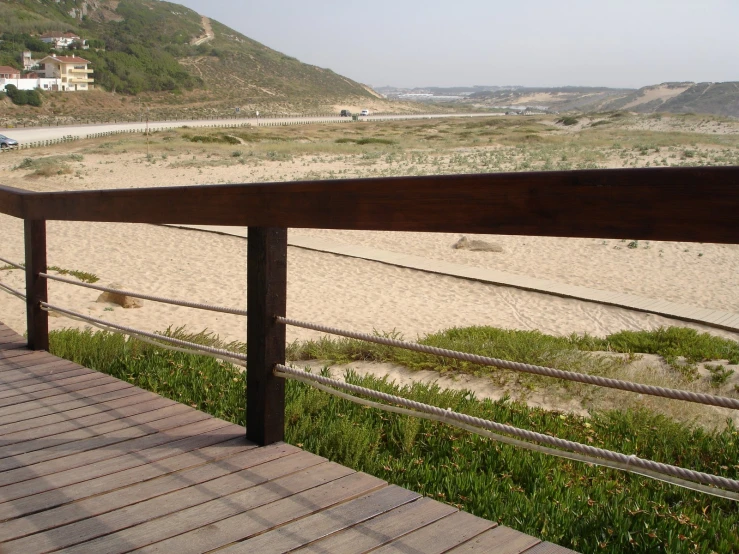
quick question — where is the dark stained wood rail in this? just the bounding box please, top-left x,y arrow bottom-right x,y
3,165 -> 739,241
0,322 -> 576,553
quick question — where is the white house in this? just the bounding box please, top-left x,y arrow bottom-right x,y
39,32 -> 87,50
38,55 -> 93,91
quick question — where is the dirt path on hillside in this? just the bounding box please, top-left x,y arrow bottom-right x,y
191,16 -> 214,46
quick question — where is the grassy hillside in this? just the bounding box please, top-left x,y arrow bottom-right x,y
0,0 -> 379,112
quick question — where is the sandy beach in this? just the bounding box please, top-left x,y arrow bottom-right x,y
1,216 -> 737,347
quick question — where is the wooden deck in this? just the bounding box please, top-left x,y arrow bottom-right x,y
0,321 -> 575,554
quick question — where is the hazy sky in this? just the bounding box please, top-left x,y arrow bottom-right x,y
172,0 -> 738,89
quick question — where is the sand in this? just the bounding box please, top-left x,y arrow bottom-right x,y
0,140 -> 738,345
1,217 -> 737,348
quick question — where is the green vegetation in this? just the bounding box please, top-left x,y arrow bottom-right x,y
290,325 -> 739,380
48,326 -> 739,554
335,137 -> 396,145
3,84 -> 42,107
556,116 -> 579,126
183,133 -> 240,145
14,154 -> 85,176
46,265 -> 99,283
0,261 -> 98,283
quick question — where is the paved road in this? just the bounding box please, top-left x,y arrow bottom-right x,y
0,112 -> 501,145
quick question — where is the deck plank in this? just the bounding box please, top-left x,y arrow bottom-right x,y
118,471 -> 387,554
0,423 -> 250,523
369,511 -> 495,553
0,367 -> 100,391
0,406 -> 214,473
0,397 -> 177,467
218,485 -> 420,553
0,386 -> 149,425
0,391 -> 161,434
0,442 -> 304,549
5,453 -> 336,554
0,378 -> 133,410
0,369 -> 116,399
0,402 -> 193,461
445,525 -> 541,553
291,496 -> 457,553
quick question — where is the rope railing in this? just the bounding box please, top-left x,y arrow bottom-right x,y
40,273 -> 248,316
40,302 -> 246,367
0,256 -> 24,270
0,281 -> 25,302
276,316 -> 739,411
274,364 -> 739,500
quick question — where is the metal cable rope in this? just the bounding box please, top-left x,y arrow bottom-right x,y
40,273 -> 248,317
275,364 -> 739,493
0,256 -> 24,270
278,367 -> 739,501
0,281 -> 26,302
277,316 -> 739,411
41,302 -> 247,365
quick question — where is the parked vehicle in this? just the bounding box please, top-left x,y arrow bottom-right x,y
0,134 -> 18,149
340,109 -> 351,117
360,109 -> 370,116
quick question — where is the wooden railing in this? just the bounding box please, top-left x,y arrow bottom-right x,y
1,165 -> 738,445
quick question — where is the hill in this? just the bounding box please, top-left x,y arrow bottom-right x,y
0,0 -> 383,115
461,83 -> 739,118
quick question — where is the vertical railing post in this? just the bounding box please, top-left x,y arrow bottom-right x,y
246,227 -> 287,445
24,219 -> 48,351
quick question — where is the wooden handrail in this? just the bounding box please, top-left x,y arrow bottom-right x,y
2,165 -> 739,242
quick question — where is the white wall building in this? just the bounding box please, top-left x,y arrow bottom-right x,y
1,77 -> 63,91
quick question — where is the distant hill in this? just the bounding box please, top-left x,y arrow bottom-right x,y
0,0 -> 378,111
462,82 -> 739,118
466,86 -> 635,112
600,82 -> 739,118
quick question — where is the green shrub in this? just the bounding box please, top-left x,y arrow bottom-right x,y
556,116 -> 579,126
3,84 -> 42,107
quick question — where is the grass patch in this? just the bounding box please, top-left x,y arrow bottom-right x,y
47,265 -> 99,284
48,327 -> 739,554
556,116 -> 580,126
334,137 -> 396,145
289,325 -> 739,380
0,263 -> 98,283
183,134 -> 240,145
14,155 -> 84,177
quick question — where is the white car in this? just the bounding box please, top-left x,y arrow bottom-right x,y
360,110 -> 370,116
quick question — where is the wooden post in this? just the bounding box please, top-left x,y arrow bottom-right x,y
24,219 -> 48,351
246,227 -> 287,445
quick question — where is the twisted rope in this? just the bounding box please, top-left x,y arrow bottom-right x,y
0,281 -> 26,302
0,256 -> 24,270
275,364 -> 739,493
278,366 -> 738,501
40,273 -> 247,316
277,316 -> 739,410
41,302 -> 247,366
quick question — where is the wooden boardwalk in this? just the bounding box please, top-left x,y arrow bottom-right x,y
0,321 -> 575,554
